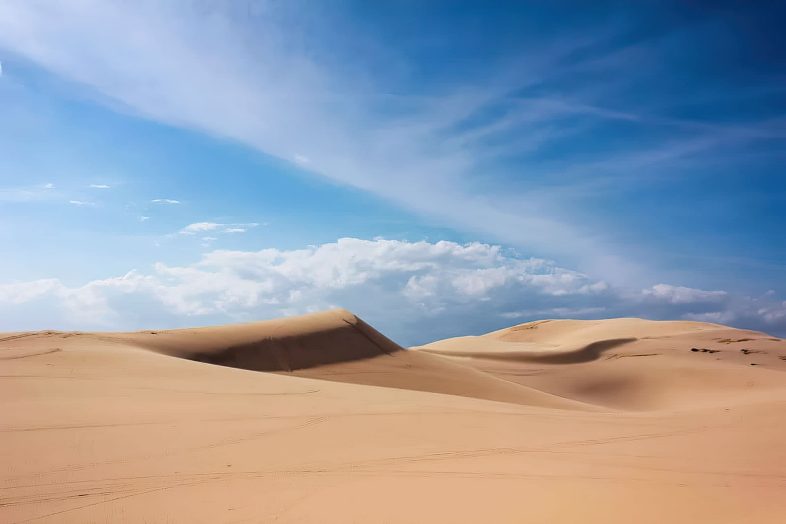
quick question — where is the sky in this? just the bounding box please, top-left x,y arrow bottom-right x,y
0,0 -> 785,344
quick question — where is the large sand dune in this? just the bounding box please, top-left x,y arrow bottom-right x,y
2,311 -> 786,522
103,309 -> 590,410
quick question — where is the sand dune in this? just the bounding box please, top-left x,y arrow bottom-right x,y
102,309 -> 590,410
417,318 -> 786,410
2,311 -> 786,522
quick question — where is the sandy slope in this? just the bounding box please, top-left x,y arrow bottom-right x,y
2,311 -> 786,523
110,309 -> 589,410
416,318 -> 786,410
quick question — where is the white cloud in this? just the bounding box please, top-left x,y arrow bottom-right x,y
151,199 -> 180,205
68,200 -> 95,207
43,183 -> 55,189
89,184 -> 111,189
0,237 -> 782,343
179,222 -> 259,235
139,216 -> 150,222
0,278 -> 61,303
758,302 -> 786,324
642,283 -> 727,304
180,222 -> 222,234
0,238 -> 609,342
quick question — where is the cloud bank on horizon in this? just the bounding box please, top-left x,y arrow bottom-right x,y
0,1 -> 784,340
1,237 -> 783,345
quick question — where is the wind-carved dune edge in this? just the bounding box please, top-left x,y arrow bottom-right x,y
128,308 -> 401,372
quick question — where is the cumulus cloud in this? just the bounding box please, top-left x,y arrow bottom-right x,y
0,238 -> 782,344
0,278 -> 62,304
0,238 -> 613,343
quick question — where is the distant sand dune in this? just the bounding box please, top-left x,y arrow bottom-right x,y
416,317 -> 786,410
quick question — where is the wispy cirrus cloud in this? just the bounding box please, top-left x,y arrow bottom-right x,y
151,198 -> 180,205
0,1 -> 783,296
179,222 -> 223,234
0,0 -> 700,285
179,222 -> 260,235
68,199 -> 96,207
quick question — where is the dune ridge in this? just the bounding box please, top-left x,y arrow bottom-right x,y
416,317 -> 786,410
121,308 -> 400,371
97,309 -> 592,410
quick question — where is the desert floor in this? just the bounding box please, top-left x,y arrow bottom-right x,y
2,309 -> 785,523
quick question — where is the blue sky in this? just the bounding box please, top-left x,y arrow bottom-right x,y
0,1 -> 785,344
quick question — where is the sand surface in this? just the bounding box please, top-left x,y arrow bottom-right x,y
2,310 -> 786,522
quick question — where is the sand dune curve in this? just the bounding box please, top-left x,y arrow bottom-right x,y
420,337 -> 638,364
416,318 -> 786,410
102,309 -> 591,410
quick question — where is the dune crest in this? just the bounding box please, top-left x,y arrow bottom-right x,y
123,308 -> 400,372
